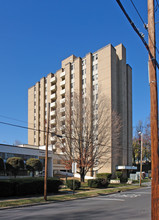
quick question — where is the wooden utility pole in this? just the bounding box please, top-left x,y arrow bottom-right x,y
139,133 -> 143,187
44,103 -> 50,201
148,0 -> 159,219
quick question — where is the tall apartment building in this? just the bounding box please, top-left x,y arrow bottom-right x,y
28,43 -> 132,174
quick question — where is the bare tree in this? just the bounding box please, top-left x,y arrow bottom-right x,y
133,119 -> 151,165
57,93 -> 122,182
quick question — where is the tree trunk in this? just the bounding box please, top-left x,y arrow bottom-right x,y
80,168 -> 85,182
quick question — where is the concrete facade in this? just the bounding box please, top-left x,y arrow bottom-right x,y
28,43 -> 132,175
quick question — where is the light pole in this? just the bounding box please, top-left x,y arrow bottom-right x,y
138,132 -> 143,186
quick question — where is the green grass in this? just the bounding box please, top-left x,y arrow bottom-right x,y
0,185 -> 140,208
132,179 -> 151,184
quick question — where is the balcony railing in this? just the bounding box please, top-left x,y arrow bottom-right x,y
50,93 -> 56,100
51,119 -> 56,125
50,110 -> 56,116
50,85 -> 56,91
60,98 -> 65,104
60,116 -> 65,121
60,107 -> 65,113
51,76 -> 56,83
60,89 -> 65,95
51,136 -> 57,142
50,102 -> 56,108
60,80 -> 65,86
60,71 -> 65,78
60,125 -> 65,131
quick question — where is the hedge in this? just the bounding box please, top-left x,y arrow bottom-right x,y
88,178 -> 109,188
96,173 -> 112,181
115,171 -> 128,183
0,178 -> 63,197
66,180 -> 81,190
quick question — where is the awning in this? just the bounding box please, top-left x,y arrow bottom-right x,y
116,165 -> 137,170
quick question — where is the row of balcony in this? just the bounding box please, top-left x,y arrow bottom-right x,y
50,116 -> 65,124
50,89 -> 65,99
51,81 -> 65,92
51,71 -> 65,83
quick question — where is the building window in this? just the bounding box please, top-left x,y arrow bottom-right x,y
96,64 -> 98,70
71,73 -> 74,79
71,83 -> 74,88
71,64 -> 74,70
82,59 -> 86,66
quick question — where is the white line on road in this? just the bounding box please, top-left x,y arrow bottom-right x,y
87,198 -> 125,202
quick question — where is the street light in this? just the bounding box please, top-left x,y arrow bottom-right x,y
138,132 -> 143,186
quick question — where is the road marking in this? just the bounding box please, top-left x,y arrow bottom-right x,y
125,192 -> 150,195
107,193 -> 141,198
87,198 -> 124,202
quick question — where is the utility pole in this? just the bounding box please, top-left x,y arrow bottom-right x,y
148,0 -> 159,219
44,102 -> 50,201
139,132 -> 143,187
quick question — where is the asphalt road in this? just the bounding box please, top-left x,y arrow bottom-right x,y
0,187 -> 151,220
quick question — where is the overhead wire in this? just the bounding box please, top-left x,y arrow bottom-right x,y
0,120 -> 150,153
130,0 -> 159,55
116,0 -> 159,69
155,0 -> 159,12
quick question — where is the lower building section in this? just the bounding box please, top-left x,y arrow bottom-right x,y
0,143 -> 132,178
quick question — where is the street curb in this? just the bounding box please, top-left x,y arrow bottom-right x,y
0,185 -> 142,210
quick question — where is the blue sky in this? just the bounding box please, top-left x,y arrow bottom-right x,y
0,0 -> 158,145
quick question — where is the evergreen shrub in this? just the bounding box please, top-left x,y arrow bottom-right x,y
88,178 -> 109,188
96,173 -> 112,181
66,179 -> 81,190
0,178 -> 63,197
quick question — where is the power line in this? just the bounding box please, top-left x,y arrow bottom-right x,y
0,121 -> 62,138
155,0 -> 159,12
116,0 -> 159,69
130,0 -> 146,26
0,114 -> 33,126
0,120 -> 150,153
130,0 -> 159,54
